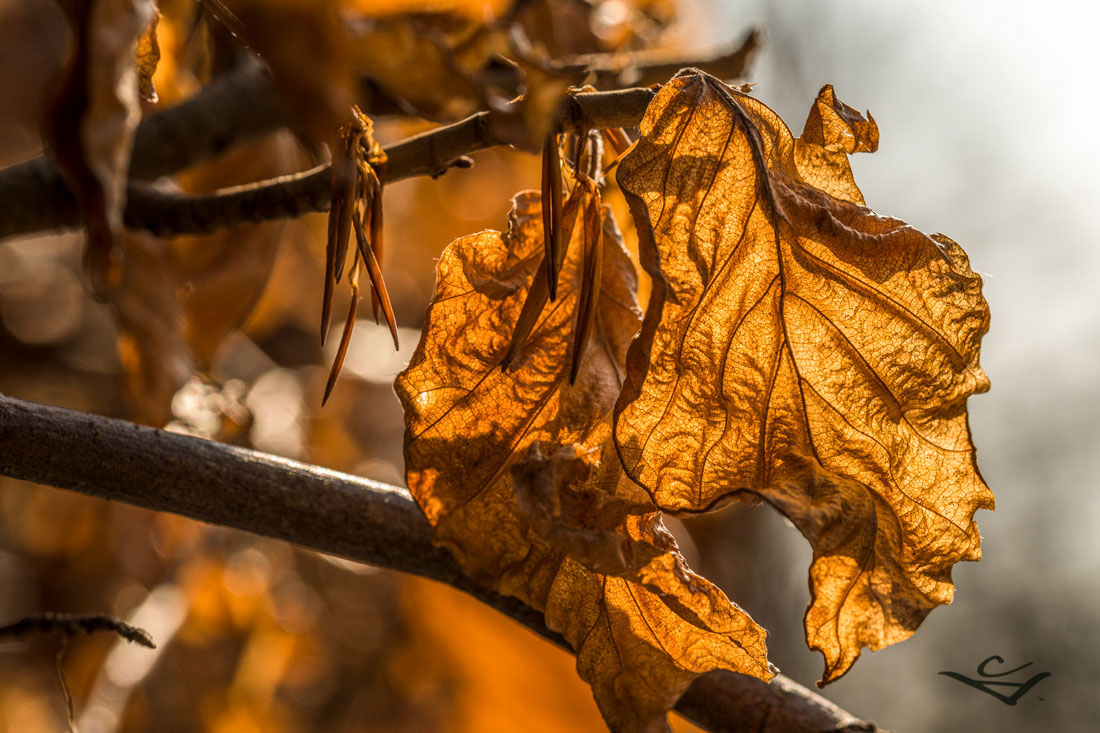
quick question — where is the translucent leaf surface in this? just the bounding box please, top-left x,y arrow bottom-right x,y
615,72 -> 994,684
397,191 -> 771,731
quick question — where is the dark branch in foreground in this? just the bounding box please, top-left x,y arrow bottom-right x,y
0,395 -> 879,733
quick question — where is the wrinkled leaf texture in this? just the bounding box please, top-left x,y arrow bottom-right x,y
397,191 -> 771,732
615,71 -> 993,684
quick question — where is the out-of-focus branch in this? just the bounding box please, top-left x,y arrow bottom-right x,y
0,85 -> 656,240
0,394 -> 880,733
583,27 -> 760,89
0,29 -> 762,242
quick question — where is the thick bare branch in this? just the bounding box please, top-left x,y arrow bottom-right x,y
0,85 -> 656,240
0,394 -> 879,733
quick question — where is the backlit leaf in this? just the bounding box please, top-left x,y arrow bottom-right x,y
397,191 -> 771,731
615,72 -> 994,684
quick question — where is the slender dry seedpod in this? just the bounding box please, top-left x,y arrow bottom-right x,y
570,190 -> 603,384
323,254 -> 360,405
366,167 -> 385,324
570,123 -> 590,173
540,132 -> 563,301
322,128 -> 357,344
353,204 -> 399,351
321,106 -> 397,400
600,127 -> 633,175
502,180 -> 589,372
601,127 -> 632,156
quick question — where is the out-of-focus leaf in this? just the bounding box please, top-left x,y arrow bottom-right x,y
135,8 -> 160,102
396,192 -> 771,731
349,13 -> 499,122
172,130 -> 303,367
615,71 -> 993,684
0,0 -> 70,167
113,231 -> 191,426
109,130 -> 303,425
216,0 -> 356,144
345,0 -> 510,19
47,0 -> 155,294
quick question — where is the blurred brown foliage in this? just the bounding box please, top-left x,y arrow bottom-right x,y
0,0 -> 708,730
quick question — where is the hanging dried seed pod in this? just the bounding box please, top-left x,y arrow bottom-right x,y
502,179 -> 591,372
322,125 -> 357,344
540,132 -> 563,301
365,167 -> 385,324
570,190 -> 603,384
353,202 -> 399,351
323,254 -> 360,405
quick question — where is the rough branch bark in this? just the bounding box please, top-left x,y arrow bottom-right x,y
0,394 -> 879,733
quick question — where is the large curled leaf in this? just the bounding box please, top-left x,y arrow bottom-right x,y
615,72 -> 993,684
397,191 -> 771,731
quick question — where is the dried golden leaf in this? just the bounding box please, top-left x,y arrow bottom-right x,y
397,192 -> 770,731
794,83 -> 879,205
398,190 -> 637,581
47,0 -> 155,294
511,443 -> 660,576
615,72 -> 993,684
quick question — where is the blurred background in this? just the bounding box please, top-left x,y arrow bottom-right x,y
0,0 -> 1096,731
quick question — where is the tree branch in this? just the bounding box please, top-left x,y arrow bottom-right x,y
0,84 -> 657,240
0,394 -> 879,733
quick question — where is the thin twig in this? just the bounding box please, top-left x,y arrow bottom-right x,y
0,28 -> 758,242
0,612 -> 156,733
0,612 -> 156,648
0,394 -> 879,733
57,637 -> 75,733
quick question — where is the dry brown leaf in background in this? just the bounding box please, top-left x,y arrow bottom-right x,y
0,1 -> 71,166
349,13 -> 498,121
46,0 -> 155,294
134,7 -> 160,102
173,130 -> 305,367
396,192 -> 771,731
486,59 -> 586,151
216,0 -> 356,144
345,0 -> 510,19
615,71 -> 993,684
113,231 -> 191,426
